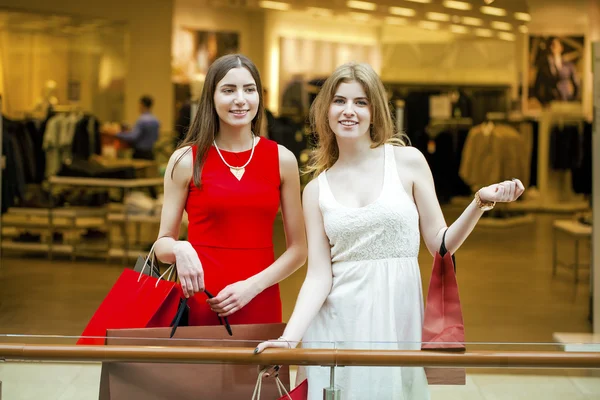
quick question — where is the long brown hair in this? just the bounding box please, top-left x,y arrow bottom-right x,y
173,54 -> 266,187
305,62 -> 408,178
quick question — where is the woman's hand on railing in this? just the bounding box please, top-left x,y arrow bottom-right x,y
254,337 -> 295,379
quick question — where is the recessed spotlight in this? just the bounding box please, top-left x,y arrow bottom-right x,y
481,6 -> 506,16
258,1 -> 290,11
475,28 -> 493,37
514,12 -> 531,22
491,21 -> 513,31
498,32 -> 516,41
443,1 -> 472,11
347,1 -> 376,11
462,16 -> 483,26
426,12 -> 451,22
389,6 -> 416,17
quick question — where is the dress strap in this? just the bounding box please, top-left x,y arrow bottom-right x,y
317,171 -> 337,206
383,143 -> 398,186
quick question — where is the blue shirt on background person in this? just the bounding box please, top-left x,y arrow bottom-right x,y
116,95 -> 160,160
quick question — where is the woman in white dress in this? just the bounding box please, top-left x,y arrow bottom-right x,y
255,62 -> 525,399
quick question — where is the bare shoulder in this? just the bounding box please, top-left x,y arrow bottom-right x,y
301,177 -> 320,207
167,146 -> 193,184
277,144 -> 298,168
392,145 -> 428,170
278,144 -> 300,181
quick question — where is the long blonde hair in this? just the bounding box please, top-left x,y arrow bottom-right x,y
173,54 -> 266,187
305,62 -> 408,178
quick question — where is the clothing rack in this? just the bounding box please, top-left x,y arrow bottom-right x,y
536,109 -> 589,212
426,117 -> 473,138
52,104 -> 82,114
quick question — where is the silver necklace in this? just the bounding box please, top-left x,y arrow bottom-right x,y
213,134 -> 256,181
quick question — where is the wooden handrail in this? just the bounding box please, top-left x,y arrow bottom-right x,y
1,344 -> 600,368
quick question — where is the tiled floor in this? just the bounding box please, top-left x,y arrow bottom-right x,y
1,362 -> 599,399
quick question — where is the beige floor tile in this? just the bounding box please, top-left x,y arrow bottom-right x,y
470,373 -> 590,400
569,376 -> 600,396
430,375 -> 486,400
0,362 -> 101,400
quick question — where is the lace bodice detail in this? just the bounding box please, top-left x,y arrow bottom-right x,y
318,144 -> 420,263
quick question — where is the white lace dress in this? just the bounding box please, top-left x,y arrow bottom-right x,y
302,144 -> 430,399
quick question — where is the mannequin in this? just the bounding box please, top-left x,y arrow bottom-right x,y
32,79 -> 58,118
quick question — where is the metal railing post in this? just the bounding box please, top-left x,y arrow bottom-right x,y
323,366 -> 341,399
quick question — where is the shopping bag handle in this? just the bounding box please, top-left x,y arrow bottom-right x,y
439,228 -> 457,272
137,241 -> 179,285
169,297 -> 188,338
137,242 -> 160,282
251,368 -> 292,400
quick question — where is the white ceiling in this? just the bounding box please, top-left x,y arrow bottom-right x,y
209,0 -> 533,35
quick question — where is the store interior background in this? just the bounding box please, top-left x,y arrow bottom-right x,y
0,0 -> 599,353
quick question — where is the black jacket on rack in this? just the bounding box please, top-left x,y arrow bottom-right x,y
2,123 -> 27,213
549,124 -> 580,170
413,127 -> 471,203
71,114 -> 101,160
24,118 -> 47,183
571,122 -> 592,195
2,117 -> 41,185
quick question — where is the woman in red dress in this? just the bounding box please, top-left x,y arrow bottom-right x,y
154,54 -> 307,326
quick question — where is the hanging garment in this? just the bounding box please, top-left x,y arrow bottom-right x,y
549,124 -> 580,170
571,122 -> 592,195
459,123 -> 529,190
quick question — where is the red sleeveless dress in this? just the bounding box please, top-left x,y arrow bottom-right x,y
185,137 -> 282,326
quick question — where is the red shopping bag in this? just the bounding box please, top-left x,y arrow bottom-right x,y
421,229 -> 465,351
77,266 -> 181,345
279,379 -> 308,400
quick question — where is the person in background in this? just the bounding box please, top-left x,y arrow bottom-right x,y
116,95 -> 160,160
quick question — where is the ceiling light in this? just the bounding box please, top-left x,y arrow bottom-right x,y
350,12 -> 371,21
462,16 -> 483,26
450,24 -> 469,34
475,28 -> 493,37
514,12 -> 531,22
491,21 -> 513,30
389,6 -> 416,17
419,20 -> 439,30
347,1 -> 376,11
480,6 -> 506,16
519,25 -> 528,33
258,1 -> 290,11
385,16 -> 408,25
404,0 -> 432,3
498,32 -> 516,41
306,7 -> 333,17
443,1 -> 472,11
426,12 -> 450,22
484,0 -> 495,4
